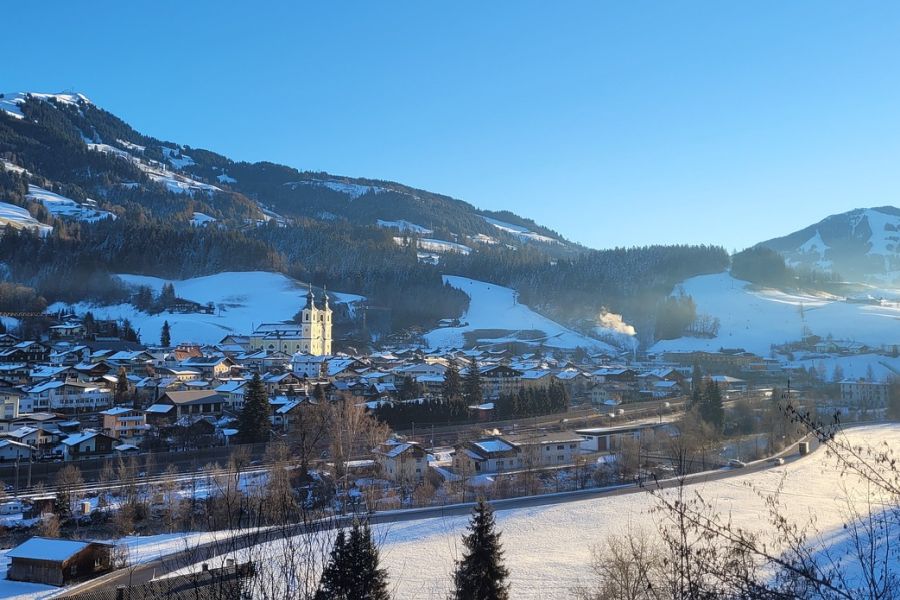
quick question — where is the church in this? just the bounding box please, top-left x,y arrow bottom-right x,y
248,285 -> 333,356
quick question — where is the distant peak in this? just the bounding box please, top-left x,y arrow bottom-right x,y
1,91 -> 92,120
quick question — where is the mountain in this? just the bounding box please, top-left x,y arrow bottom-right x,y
0,91 -> 729,348
758,206 -> 900,284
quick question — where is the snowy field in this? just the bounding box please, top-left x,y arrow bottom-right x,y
0,202 -> 53,236
50,271 -> 363,346
155,424 -> 900,600
651,272 -> 900,356
424,276 -> 617,353
26,185 -> 114,223
481,216 -> 559,244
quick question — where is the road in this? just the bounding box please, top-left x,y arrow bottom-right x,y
59,433 -> 815,597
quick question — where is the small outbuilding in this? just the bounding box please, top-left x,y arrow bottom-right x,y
6,536 -> 113,586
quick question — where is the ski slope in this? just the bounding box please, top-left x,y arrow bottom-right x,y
424,276 -> 617,353
651,272 -> 900,356
49,272 -> 363,346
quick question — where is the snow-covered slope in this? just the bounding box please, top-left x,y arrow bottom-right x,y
761,206 -> 900,282
650,272 -> 900,356
482,215 -> 559,244
0,202 -> 53,236
26,185 -> 114,223
377,219 -> 433,235
372,424 -> 900,599
424,276 -> 616,353
50,272 -> 363,346
0,91 -> 90,120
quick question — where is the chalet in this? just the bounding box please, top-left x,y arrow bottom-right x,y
0,363 -> 30,383
454,437 -> 520,474
0,333 -> 20,348
373,438 -> 428,484
158,390 -> 225,417
591,367 -> 637,383
0,438 -> 34,461
25,380 -> 113,412
235,349 -> 292,372
2,426 -> 59,451
48,323 -> 86,340
478,364 -> 524,400
178,355 -> 235,379
0,341 -> 50,364
214,379 -> 248,411
59,431 -> 117,460
49,345 -> 91,366
6,537 -> 113,586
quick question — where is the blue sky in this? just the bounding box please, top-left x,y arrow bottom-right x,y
4,1 -> 900,250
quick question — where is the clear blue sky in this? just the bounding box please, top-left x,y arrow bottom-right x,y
5,1 -> 900,250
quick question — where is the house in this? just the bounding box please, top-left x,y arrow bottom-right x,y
454,437 -> 521,474
840,379 -> 889,408
214,379 -> 248,411
3,426 -> 59,452
48,323 -> 86,340
0,341 -> 51,364
0,438 -> 34,461
373,438 -> 428,484
576,424 -> 658,453
177,356 -> 235,379
59,431 -> 117,460
100,406 -> 149,442
505,431 -> 583,467
158,390 -> 225,418
0,386 -> 23,419
6,537 -> 113,586
25,380 -> 113,412
478,365 -> 524,400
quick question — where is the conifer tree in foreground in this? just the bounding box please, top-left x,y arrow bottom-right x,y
236,373 -> 270,444
316,521 -> 390,600
451,499 -> 510,600
463,356 -> 483,406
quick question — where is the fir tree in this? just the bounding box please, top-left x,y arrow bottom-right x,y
451,499 -> 510,600
160,320 -> 171,347
236,373 -> 270,444
699,378 -> 724,429
463,357 -> 483,406
316,522 -> 390,600
115,366 -> 129,405
443,363 -> 462,401
689,363 -> 703,409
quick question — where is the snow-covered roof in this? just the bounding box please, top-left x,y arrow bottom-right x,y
144,403 -> 174,414
6,537 -> 98,561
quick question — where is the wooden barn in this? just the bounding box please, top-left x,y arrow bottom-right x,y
6,537 -> 113,586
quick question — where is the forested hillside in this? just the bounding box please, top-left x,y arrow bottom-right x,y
0,92 -> 730,342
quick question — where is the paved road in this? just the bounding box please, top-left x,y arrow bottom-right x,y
59,434 -> 814,597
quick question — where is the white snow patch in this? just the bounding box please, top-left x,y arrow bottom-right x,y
0,91 -> 90,120
377,219 -> 433,235
0,202 -> 52,236
50,272 -> 364,346
190,212 -> 216,227
26,185 -> 114,223
286,179 -> 387,200
651,272 -> 900,356
482,216 -> 559,244
424,276 -> 615,353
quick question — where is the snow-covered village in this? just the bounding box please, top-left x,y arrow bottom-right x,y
3,3 -> 900,599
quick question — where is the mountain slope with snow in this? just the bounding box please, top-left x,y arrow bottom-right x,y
49,272 -> 363,346
424,276 -> 618,353
760,206 -> 900,283
650,271 -> 900,356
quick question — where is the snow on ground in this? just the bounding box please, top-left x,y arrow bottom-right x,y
482,216 -> 559,244
286,179 -> 388,200
788,352 -> 900,382
393,237 -> 472,255
190,212 -> 216,227
0,91 -> 90,120
424,276 -> 615,353
371,424 -> 900,599
163,424 -> 900,600
217,172 -> 237,184
651,272 -> 900,356
49,272 -> 364,346
1,160 -> 26,175
0,202 -> 53,236
26,185 -> 114,223
0,549 -> 56,600
162,147 -> 195,169
376,219 -> 433,235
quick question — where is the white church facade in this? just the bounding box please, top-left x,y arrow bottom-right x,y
248,286 -> 332,356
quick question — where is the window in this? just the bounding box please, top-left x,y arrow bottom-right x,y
557,445 -> 564,450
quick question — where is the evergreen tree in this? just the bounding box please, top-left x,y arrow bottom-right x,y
689,363 -> 702,409
236,373 -> 270,444
443,363 -> 462,401
463,357 -> 483,406
115,366 -> 129,405
699,378 -> 724,429
451,499 -> 510,600
160,320 -> 171,347
316,522 -> 390,600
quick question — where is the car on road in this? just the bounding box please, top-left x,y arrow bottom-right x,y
767,457 -> 785,466
727,459 -> 746,468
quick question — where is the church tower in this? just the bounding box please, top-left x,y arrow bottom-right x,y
298,284 -> 332,356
